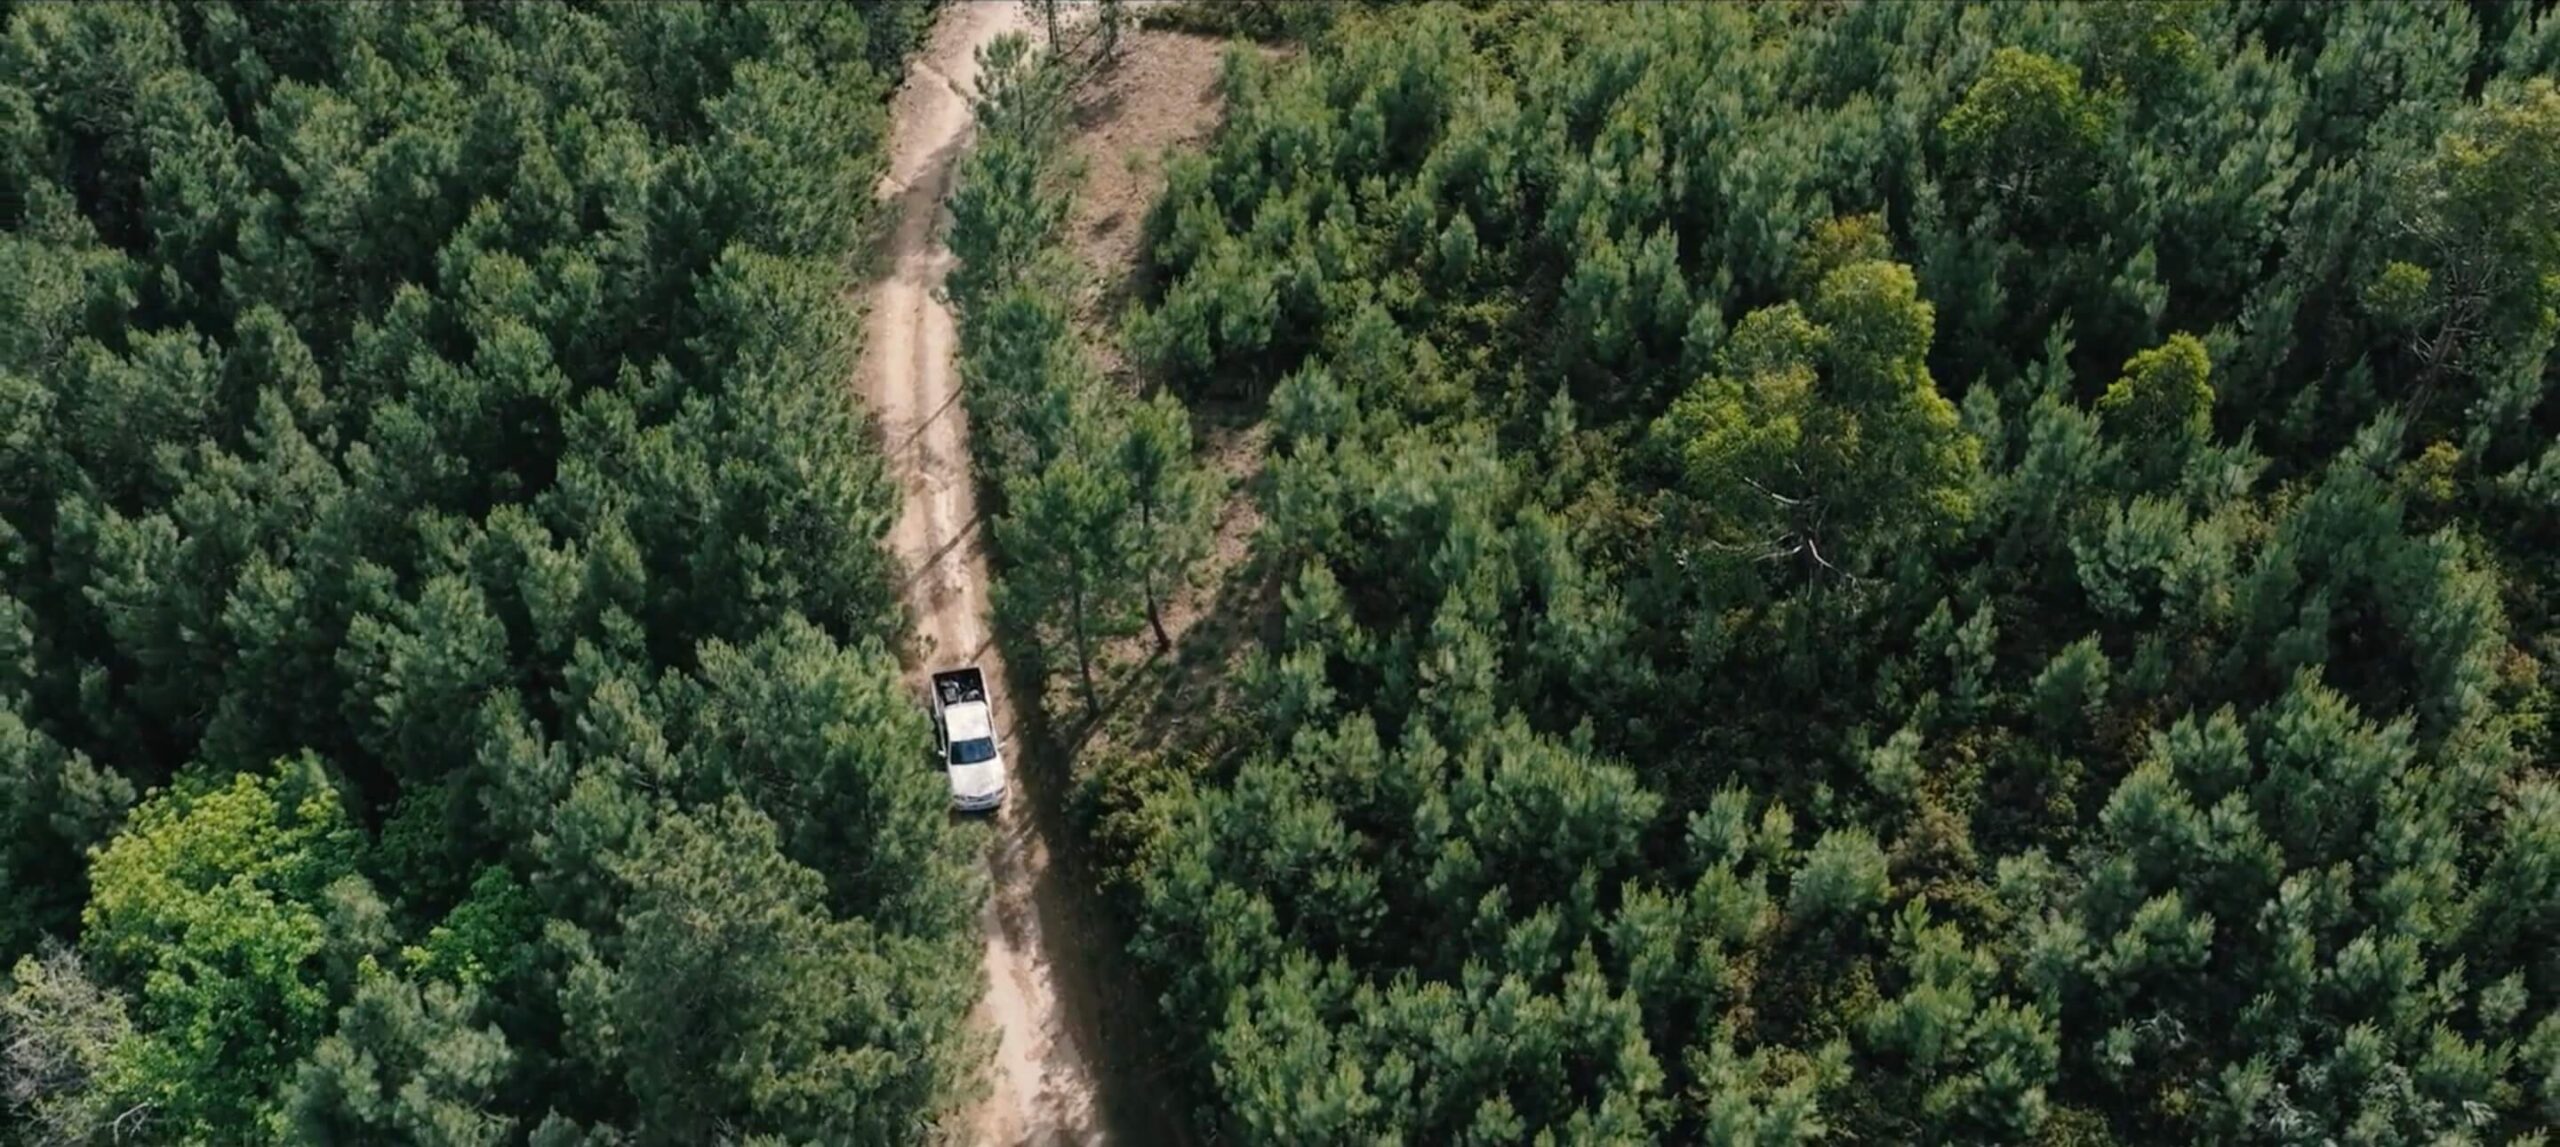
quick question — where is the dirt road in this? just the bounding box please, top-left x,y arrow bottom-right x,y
858,6 -> 1148,1145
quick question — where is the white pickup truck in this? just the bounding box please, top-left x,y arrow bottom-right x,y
930,667 -> 1007,812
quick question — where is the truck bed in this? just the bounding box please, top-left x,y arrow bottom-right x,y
931,667 -> 988,709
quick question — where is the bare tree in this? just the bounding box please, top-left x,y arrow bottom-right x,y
1022,0 -> 1064,50
1020,0 -> 1129,72
1095,0 -> 1127,63
1,943 -> 143,1147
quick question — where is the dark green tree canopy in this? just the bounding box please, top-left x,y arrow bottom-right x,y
1068,2 -> 2560,1144
0,3 -> 973,1142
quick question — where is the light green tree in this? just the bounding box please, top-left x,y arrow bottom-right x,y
1652,259 -> 1981,578
1939,47 -> 2114,228
79,755 -> 370,1142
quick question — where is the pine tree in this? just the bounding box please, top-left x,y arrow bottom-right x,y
557,798 -> 974,1146
284,968 -> 514,1147
1120,391 -> 1221,652
996,389 -> 1144,716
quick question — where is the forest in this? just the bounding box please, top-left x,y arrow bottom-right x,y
5,0 -> 2558,1145
952,1 -> 2560,1144
0,2 -> 982,1143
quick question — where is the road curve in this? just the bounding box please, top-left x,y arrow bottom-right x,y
856,6 -> 1127,1145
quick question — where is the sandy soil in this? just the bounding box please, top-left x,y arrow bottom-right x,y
858,6 -> 1126,1145
1063,29 -> 1236,319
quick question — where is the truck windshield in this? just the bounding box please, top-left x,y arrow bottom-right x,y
951,737 -> 998,765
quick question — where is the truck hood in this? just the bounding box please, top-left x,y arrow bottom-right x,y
949,756 -> 1006,802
